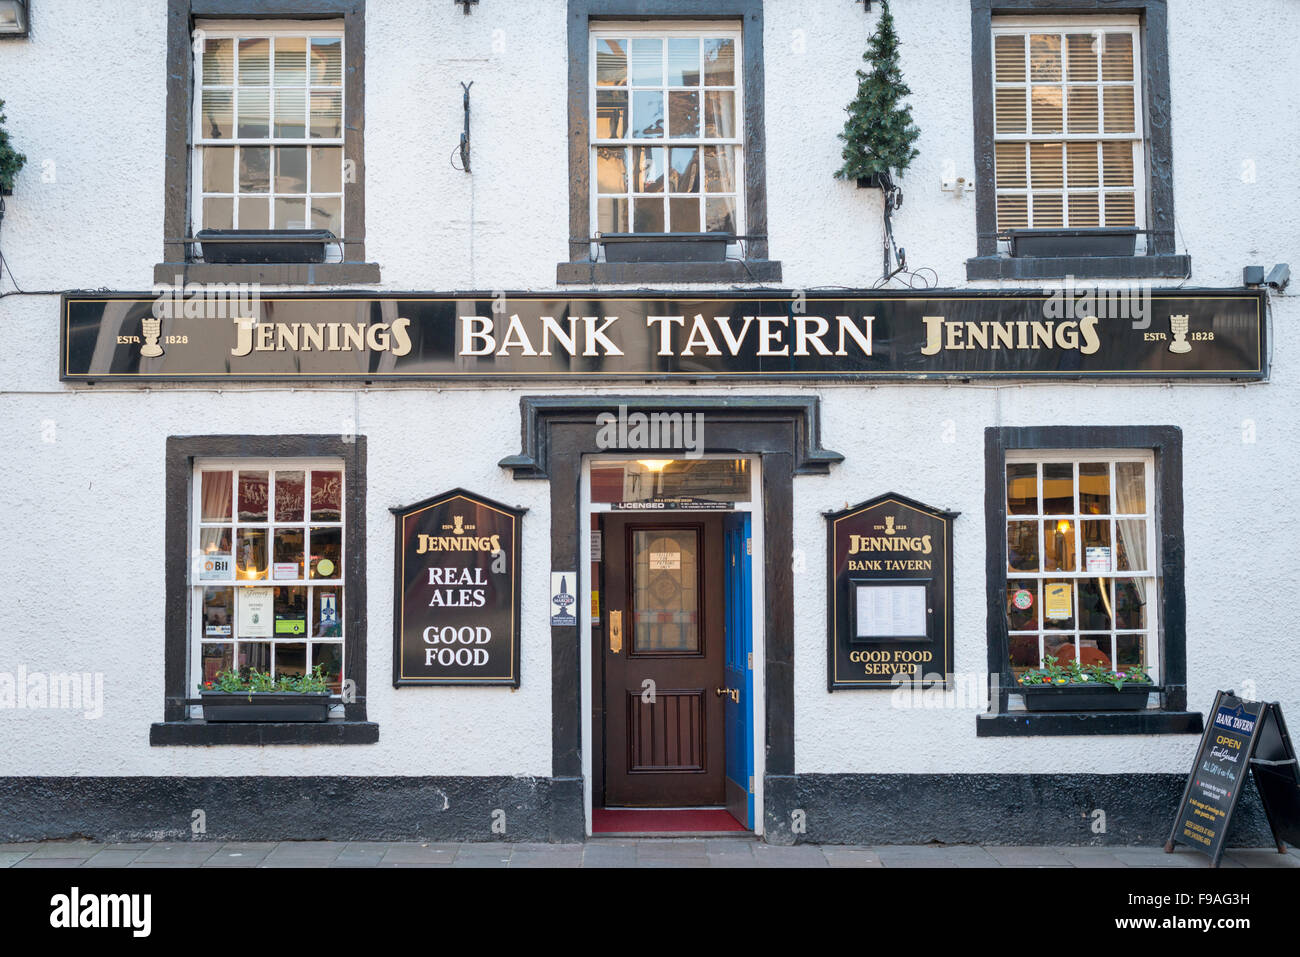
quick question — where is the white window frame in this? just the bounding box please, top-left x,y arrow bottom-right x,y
189,456 -> 346,716
991,15 -> 1146,250
588,21 -> 746,257
1004,448 -> 1160,684
190,19 -> 346,252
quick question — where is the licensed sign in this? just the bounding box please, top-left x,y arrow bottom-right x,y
392,489 -> 524,687
826,493 -> 956,690
61,290 -> 1266,382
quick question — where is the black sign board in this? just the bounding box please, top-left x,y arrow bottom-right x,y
61,289 -> 1266,382
1166,691 -> 1300,866
391,489 -> 524,687
826,493 -> 956,690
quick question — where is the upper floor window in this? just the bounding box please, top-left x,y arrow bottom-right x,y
590,25 -> 743,237
192,23 -> 345,237
991,18 -> 1143,241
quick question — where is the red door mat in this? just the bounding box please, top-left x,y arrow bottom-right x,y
593,808 -> 748,834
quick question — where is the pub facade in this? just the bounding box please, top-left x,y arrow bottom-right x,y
0,0 -> 1294,846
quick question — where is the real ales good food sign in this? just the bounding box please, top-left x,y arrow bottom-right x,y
392,490 -> 524,687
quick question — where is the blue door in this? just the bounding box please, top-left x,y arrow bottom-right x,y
723,513 -> 754,828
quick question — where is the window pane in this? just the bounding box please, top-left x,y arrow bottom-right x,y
994,34 -> 1025,83
274,196 -> 309,229
312,588 -> 343,638
203,146 -> 235,192
596,38 -> 627,86
629,38 -> 663,86
1077,579 -> 1111,631
1030,86 -> 1063,133
598,197 -> 629,234
1065,142 -> 1098,188
311,197 -> 342,235
1007,579 -> 1038,631
1066,85 -> 1098,133
1115,578 -> 1147,629
309,527 -> 342,579
632,91 -> 664,138
238,641 -> 271,675
203,586 -> 235,639
703,38 -> 735,86
274,587 -> 308,636
994,88 -> 1026,134
203,197 -> 234,230
276,147 -> 308,193
633,147 -> 665,192
669,197 -> 701,232
201,89 -> 233,139
1065,33 -> 1097,82
1044,518 -> 1076,571
238,37 -> 270,86
238,197 -> 270,228
704,196 -> 735,234
203,36 -> 234,85
1042,464 -> 1073,513
1079,462 -> 1110,513
311,470 -> 343,520
1104,192 -> 1135,226
273,528 -> 305,579
239,146 -> 271,192
1101,32 -> 1133,81
311,146 -> 343,192
199,527 -> 233,576
995,142 -> 1026,189
596,90 -> 628,138
1116,633 -> 1146,669
274,36 -> 307,86
1006,462 -> 1037,514
996,195 -> 1028,230
632,529 -> 700,653
1028,34 -> 1061,81
668,37 -> 700,86
1029,142 -> 1063,189
312,642 -> 344,692
702,145 -> 737,192
1103,86 -> 1135,133
275,642 -> 307,679
703,91 -> 735,137
1115,461 -> 1145,511
596,147 -> 627,193
1007,521 -> 1039,572
238,470 -> 269,520
633,197 -> 665,233
237,89 -> 270,138
1101,142 -> 1134,187
274,87 -> 307,138
1032,193 -> 1063,227
1009,632 -> 1040,673
202,643 -> 233,684
1081,519 -> 1111,570
668,90 -> 700,137
201,470 -> 233,521
236,528 -> 268,580
669,148 -> 698,192
310,91 -> 343,138
1068,193 -> 1099,228
310,37 -> 343,85
1043,580 -> 1074,630
1115,519 -> 1147,571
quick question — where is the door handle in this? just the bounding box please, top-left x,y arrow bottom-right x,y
609,610 -> 622,654
715,687 -> 739,703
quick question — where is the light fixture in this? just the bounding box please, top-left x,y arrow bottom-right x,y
0,1 -> 29,38
1056,519 -> 1072,534
637,459 -> 672,472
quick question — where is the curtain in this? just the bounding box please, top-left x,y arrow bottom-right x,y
1114,464 -> 1148,614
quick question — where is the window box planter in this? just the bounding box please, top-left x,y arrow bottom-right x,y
1006,227 -> 1139,258
1018,683 -> 1154,712
196,229 -> 334,265
600,232 -> 734,264
199,691 -> 333,723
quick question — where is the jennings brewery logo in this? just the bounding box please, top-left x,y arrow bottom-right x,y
848,515 -> 933,555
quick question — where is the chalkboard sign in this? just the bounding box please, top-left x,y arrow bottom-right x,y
825,493 -> 956,690
1166,691 -> 1300,866
391,489 -> 524,687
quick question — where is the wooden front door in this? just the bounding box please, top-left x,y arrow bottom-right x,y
603,513 -> 726,807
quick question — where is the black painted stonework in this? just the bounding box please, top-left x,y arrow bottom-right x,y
762,774 -> 1277,847
0,777 -> 554,843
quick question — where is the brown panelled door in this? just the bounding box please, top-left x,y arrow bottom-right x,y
603,514 -> 727,806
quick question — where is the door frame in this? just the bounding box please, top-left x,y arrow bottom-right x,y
580,454 -> 766,834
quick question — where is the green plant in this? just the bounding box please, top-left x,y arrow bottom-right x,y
834,0 -> 921,183
1017,655 -> 1152,689
0,100 -> 26,193
199,664 -> 332,696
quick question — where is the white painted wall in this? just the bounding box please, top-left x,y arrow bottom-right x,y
0,1 -> 1295,778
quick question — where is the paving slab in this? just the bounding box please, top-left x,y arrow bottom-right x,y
1222,849 -> 1300,868
983,846 -> 1073,868
875,845 -> 963,867
751,845 -> 829,868
1057,846 -> 1131,868
820,846 -> 884,868
1110,847 -> 1211,868
83,849 -> 148,867
13,858 -> 87,868
583,844 -> 638,867
510,850 -> 584,868
0,852 -> 32,868
24,842 -> 98,860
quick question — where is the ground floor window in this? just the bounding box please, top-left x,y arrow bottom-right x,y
191,457 -> 345,698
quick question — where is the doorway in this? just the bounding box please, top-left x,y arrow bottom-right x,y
583,457 -> 760,833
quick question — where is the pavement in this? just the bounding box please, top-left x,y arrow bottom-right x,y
1,839 -> 1298,868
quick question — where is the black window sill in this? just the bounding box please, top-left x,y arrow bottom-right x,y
150,720 -> 379,746
556,260 -> 782,285
153,262 -> 382,285
965,254 -> 1191,281
976,710 -> 1204,737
